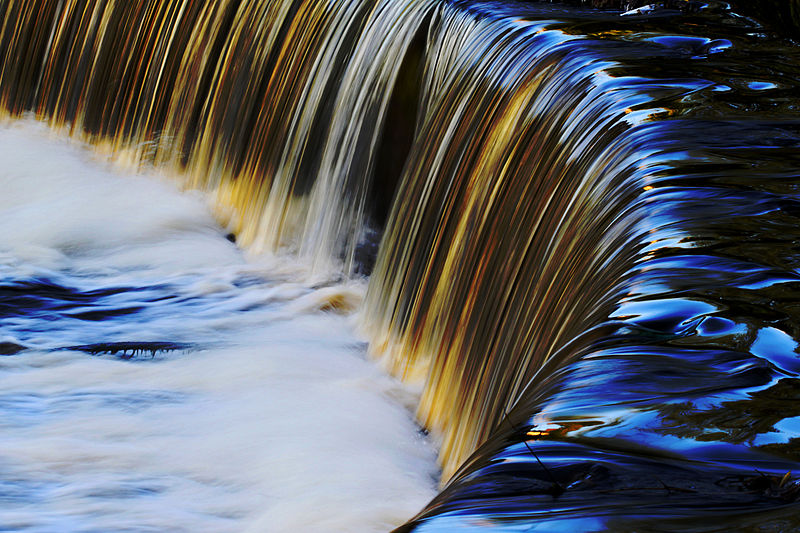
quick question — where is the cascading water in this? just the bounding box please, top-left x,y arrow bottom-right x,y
382,2 -> 800,530
2,0 -> 800,531
1,0 -> 430,273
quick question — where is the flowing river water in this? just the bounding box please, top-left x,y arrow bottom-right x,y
2,1 -> 800,531
0,121 -> 438,532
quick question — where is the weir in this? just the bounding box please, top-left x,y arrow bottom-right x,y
3,0 -> 800,530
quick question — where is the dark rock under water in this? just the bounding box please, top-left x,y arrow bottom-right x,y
0,342 -> 27,355
63,342 -> 194,359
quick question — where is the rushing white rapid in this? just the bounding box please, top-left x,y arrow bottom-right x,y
0,120 -> 438,532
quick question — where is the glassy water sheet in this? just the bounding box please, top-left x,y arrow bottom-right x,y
0,120 -> 438,532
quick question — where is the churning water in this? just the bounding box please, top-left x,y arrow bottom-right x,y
0,121 -> 437,532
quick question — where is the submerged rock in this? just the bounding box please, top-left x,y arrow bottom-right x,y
63,342 -> 193,359
0,342 -> 27,355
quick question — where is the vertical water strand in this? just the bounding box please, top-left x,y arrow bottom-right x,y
180,0 -> 377,255
165,0 -> 435,272
297,0 -> 432,274
362,5 -> 695,480
0,0 -> 61,114
153,0 -> 286,180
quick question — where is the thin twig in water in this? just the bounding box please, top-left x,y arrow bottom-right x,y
502,406 -> 564,496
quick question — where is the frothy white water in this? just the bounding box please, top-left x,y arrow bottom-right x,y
0,121 -> 438,532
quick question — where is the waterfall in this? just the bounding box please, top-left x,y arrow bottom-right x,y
3,0 -> 800,530
1,0 -> 431,273
362,4 -> 657,478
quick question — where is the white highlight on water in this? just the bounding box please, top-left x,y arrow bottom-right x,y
0,121 -> 438,532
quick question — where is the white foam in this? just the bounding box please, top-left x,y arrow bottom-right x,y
0,120 -> 437,532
